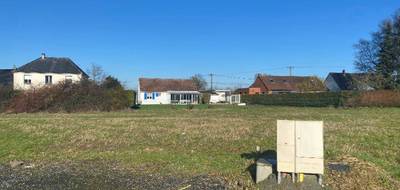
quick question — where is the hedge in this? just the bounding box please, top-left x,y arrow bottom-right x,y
242,92 -> 344,107
241,91 -> 400,107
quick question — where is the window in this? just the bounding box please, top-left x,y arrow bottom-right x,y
171,94 -> 180,103
65,75 -> 73,82
24,75 -> 32,85
45,75 -> 52,85
144,92 -> 156,100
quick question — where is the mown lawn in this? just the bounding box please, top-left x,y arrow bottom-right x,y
0,105 -> 399,188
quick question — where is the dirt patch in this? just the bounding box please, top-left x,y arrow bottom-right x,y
0,161 -> 228,190
325,156 -> 400,190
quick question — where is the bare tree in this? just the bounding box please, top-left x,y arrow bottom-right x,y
191,74 -> 207,91
87,63 -> 106,84
354,9 -> 400,89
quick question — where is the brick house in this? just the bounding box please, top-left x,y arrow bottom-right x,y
237,75 -> 324,95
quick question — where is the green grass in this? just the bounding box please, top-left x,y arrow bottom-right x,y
0,105 -> 399,186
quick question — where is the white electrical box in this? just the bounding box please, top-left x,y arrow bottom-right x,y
277,120 -> 324,176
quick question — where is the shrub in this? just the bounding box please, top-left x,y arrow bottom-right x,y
0,85 -> 18,112
6,78 -> 132,113
345,90 -> 400,107
201,93 -> 211,104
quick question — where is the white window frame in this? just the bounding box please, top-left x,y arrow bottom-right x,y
24,75 -> 32,85
45,75 -> 53,85
65,75 -> 73,81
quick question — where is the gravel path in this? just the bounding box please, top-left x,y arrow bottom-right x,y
0,162 -> 228,190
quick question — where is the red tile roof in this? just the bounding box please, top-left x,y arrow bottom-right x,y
139,78 -> 199,92
251,75 -> 321,92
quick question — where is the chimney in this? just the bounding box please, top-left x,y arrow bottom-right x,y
342,69 -> 346,74
41,53 -> 46,60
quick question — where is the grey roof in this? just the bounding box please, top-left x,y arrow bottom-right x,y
16,57 -> 88,77
327,72 -> 369,90
0,69 -> 13,86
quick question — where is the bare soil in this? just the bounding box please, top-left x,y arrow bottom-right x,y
0,161 -> 228,190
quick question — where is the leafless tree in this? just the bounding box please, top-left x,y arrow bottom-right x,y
87,63 -> 106,84
191,74 -> 207,91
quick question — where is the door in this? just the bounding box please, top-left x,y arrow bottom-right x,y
295,121 -> 324,174
295,121 -> 323,158
277,120 -> 295,172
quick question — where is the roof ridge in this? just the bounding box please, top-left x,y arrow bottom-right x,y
16,56 -> 86,76
139,77 -> 191,80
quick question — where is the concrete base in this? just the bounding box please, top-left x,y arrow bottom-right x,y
256,158 -> 273,183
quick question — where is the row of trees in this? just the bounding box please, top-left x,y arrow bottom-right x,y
354,10 -> 400,89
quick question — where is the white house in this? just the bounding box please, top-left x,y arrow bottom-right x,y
13,54 -> 88,90
138,78 -> 200,105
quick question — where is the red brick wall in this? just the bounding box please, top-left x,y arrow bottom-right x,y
249,77 -> 268,94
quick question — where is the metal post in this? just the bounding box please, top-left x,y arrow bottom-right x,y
292,172 -> 295,183
318,174 -> 323,186
278,172 -> 281,184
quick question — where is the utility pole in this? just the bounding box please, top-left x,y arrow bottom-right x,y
287,66 -> 294,77
209,73 -> 214,91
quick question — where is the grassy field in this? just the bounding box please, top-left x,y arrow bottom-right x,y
0,105 -> 399,189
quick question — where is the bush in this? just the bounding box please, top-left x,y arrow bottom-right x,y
0,85 -> 18,112
345,90 -> 400,107
201,93 -> 211,104
6,78 -> 133,113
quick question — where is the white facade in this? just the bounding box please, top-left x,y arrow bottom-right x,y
137,88 -> 200,105
138,91 -> 171,105
210,90 -> 229,104
324,74 -> 341,92
210,90 -> 241,104
13,72 -> 83,90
